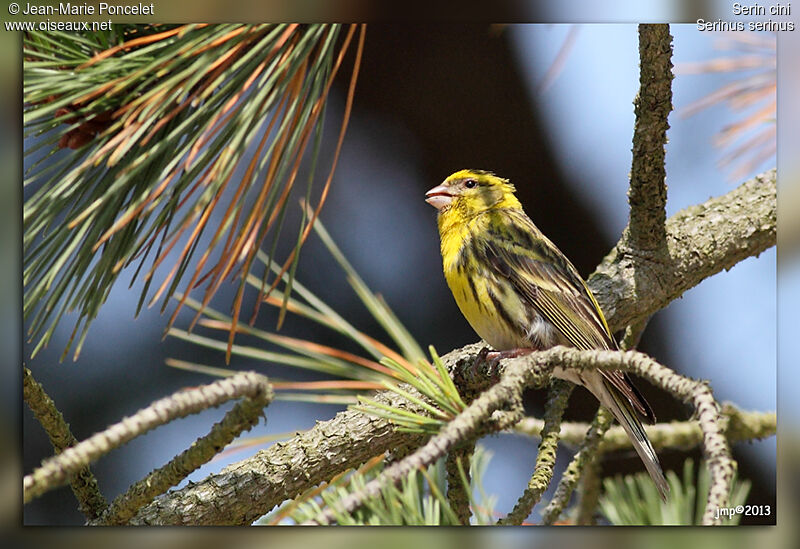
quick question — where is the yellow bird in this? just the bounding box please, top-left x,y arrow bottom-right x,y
426,169 -> 668,499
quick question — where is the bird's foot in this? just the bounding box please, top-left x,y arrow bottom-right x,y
460,346 -> 493,385
472,347 -> 537,382
485,348 -> 536,362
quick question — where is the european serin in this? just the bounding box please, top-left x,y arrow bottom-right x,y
425,169 -> 668,499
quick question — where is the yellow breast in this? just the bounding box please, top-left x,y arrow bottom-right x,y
439,215 -> 530,350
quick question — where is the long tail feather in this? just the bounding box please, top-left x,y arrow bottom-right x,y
602,379 -> 669,501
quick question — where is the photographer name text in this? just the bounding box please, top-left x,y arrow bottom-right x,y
21,2 -> 154,15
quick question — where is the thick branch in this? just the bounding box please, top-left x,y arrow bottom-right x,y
129,386 -> 430,525
623,24 -> 673,253
130,171 -> 775,525
591,168 -> 776,331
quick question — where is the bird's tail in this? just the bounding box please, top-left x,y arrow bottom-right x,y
601,379 -> 669,501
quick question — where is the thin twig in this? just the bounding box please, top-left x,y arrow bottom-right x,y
24,372 -> 272,505
575,456 -> 602,525
94,374 -> 273,525
513,406 -> 775,450
541,408 -> 613,525
539,348 -> 737,525
445,442 -> 475,525
497,380 -> 573,525
23,367 -> 107,521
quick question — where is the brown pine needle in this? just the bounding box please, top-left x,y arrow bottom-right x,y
264,25 -> 364,328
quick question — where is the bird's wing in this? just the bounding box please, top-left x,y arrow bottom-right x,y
480,209 -> 655,422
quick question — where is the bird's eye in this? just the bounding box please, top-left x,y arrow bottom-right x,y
464,179 -> 477,188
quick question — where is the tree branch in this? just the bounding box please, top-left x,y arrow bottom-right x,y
590,168 -> 776,331
23,367 -> 107,521
128,170 -> 775,525
513,404 -> 776,450
541,408 -> 613,525
623,24 -> 673,253
445,442 -> 474,525
129,386 -> 430,525
497,380 -> 573,525
24,372 -> 272,507
303,347 -> 735,526
93,373 -> 274,525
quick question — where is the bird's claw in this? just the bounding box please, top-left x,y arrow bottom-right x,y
462,346 -> 537,387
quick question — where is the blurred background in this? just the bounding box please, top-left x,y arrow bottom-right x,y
0,0 -> 789,534
17,23 -> 778,526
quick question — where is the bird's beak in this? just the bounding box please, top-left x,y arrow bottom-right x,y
425,184 -> 453,210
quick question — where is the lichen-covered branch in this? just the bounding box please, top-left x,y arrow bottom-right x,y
513,405 -> 776,450
624,24 -> 673,253
591,168 -> 776,331
497,380 -> 573,525
445,442 -> 474,525
24,372 -> 272,506
541,408 -> 614,525
529,347 -> 736,525
93,374 -> 274,525
23,367 -> 107,521
129,387 -> 428,525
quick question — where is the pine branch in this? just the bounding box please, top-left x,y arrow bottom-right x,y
24,372 -> 272,507
623,24 -> 673,254
590,168 -> 775,332
130,387 -> 428,525
497,380 -> 573,525
23,24 -> 364,361
301,347 -> 733,526
513,404 -> 775,450
23,367 -> 107,521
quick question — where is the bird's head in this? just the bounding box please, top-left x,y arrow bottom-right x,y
425,169 -> 521,214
